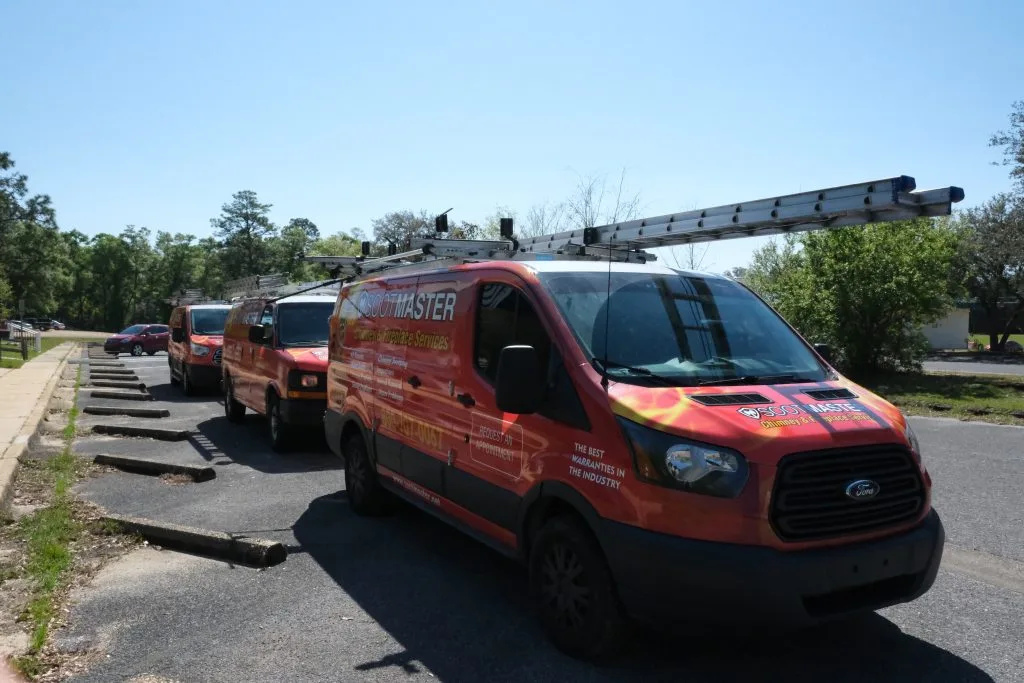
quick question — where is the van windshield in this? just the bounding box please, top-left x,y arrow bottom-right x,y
537,270 -> 829,387
277,301 -> 333,347
190,308 -> 229,335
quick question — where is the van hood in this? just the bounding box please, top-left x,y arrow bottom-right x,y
283,346 -> 329,369
190,334 -> 223,347
609,378 -> 910,462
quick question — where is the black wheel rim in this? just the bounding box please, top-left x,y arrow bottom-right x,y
348,449 -> 366,501
270,403 -> 280,440
540,541 -> 592,631
225,382 -> 233,415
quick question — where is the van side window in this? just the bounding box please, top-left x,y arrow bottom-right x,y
475,283 -> 590,430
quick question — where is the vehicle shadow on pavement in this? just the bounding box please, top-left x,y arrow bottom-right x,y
293,493 -> 994,683
145,382 -> 225,405
189,415 -> 341,474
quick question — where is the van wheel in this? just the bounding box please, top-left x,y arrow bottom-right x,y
342,434 -> 391,516
169,361 -> 180,386
224,376 -> 246,422
181,364 -> 195,396
529,515 -> 628,661
267,394 -> 290,452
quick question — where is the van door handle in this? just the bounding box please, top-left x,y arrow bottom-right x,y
456,393 -> 475,408
407,375 -> 421,388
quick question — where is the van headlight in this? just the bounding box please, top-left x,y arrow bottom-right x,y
617,417 -> 749,498
190,342 -> 210,357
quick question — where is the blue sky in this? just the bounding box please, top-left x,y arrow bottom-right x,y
3,0 -> 1021,272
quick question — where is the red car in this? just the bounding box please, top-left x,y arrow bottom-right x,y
104,324 -> 170,356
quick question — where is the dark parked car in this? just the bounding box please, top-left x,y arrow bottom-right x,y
104,324 -> 170,356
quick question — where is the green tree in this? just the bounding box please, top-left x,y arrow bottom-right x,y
0,152 -> 55,233
745,219 -> 961,374
269,218 -> 322,280
211,190 -> 277,278
1,221 -> 72,317
59,230 -> 94,326
370,210 -> 436,255
195,237 -> 226,299
990,100 -> 1024,193
0,274 -> 12,319
952,193 -> 1024,350
89,234 -> 133,331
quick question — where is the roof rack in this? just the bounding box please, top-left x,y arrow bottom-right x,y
223,273 -> 341,302
166,289 -> 228,306
303,175 -> 965,282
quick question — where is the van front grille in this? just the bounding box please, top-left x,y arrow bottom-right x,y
213,349 -> 222,365
770,446 -> 924,542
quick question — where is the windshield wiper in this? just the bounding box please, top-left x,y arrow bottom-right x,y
593,359 -> 677,386
698,373 -> 813,386
283,340 -> 328,347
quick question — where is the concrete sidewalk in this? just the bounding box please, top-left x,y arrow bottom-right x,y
0,342 -> 78,512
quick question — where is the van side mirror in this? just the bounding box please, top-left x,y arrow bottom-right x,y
814,343 -> 833,364
495,345 -> 544,414
171,328 -> 185,343
248,325 -> 269,344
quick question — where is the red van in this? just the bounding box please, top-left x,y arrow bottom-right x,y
221,292 -> 334,450
323,259 -> 944,659
168,304 -> 231,394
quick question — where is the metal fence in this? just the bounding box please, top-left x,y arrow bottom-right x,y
0,323 -> 42,361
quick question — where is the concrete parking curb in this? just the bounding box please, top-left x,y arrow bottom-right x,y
91,425 -> 192,441
89,380 -> 147,390
87,390 -> 153,402
93,454 -> 216,482
89,371 -> 139,379
102,513 -> 287,567
0,342 -> 77,514
83,406 -> 171,418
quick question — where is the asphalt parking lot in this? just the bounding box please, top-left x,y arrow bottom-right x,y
59,349 -> 1024,683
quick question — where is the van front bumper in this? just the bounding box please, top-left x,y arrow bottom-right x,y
602,509 -> 944,628
280,398 -> 327,426
185,363 -> 222,388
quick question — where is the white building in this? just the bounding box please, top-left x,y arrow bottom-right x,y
921,306 -> 970,350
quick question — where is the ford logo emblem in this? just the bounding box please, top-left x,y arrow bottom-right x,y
845,479 -> 880,501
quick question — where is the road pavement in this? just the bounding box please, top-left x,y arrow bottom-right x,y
923,356 -> 1024,376
54,350 -> 1024,682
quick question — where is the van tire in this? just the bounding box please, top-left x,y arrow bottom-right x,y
181,364 -> 196,396
267,393 -> 290,452
529,515 -> 628,661
224,376 -> 246,422
169,362 -> 180,386
342,434 -> 391,516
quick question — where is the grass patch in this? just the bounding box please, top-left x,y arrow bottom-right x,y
11,362 -> 84,677
0,337 -> 84,369
858,371 -> 1024,426
970,333 -> 1024,347
0,336 -> 100,368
